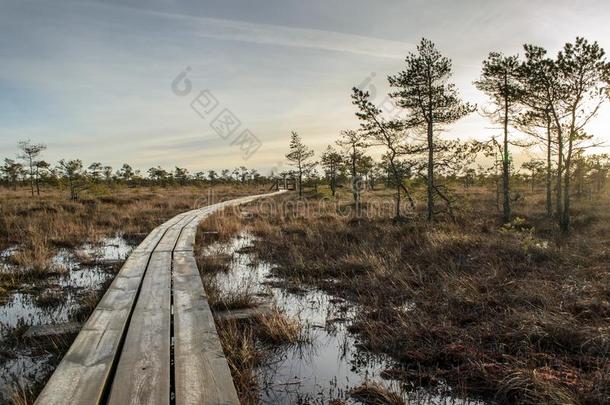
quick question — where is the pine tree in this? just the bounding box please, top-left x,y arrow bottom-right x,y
475,53 -> 523,223
285,131 -> 315,197
388,38 -> 474,220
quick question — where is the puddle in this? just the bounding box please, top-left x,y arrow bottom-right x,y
0,246 -> 19,273
0,349 -> 54,400
79,236 -> 133,263
205,234 -> 487,405
0,292 -> 76,329
0,246 -> 18,260
0,236 -> 133,329
0,235 -> 135,402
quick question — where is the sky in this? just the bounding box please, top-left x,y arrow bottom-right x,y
1,0 -> 610,174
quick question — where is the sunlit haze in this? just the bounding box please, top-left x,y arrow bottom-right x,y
2,0 -> 609,173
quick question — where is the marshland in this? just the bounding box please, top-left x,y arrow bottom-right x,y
3,1 -> 610,404
0,147 -> 609,404
191,185 -> 610,405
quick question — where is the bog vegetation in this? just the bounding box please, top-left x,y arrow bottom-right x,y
1,36 -> 610,404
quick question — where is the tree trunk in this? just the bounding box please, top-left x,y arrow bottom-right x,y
426,120 -> 434,221
545,119 -> 553,217
351,145 -> 358,203
502,90 -> 511,224
35,167 -> 41,196
494,153 -> 500,211
561,138 -> 574,233
395,183 -> 401,219
495,177 -> 500,211
556,132 -> 563,220
387,152 -> 410,217
298,171 -> 302,197
28,157 -> 34,197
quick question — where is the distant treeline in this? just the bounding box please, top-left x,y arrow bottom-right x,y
3,137 -> 607,209
283,36 -> 610,233
3,37 -> 610,234
0,143 -> 273,199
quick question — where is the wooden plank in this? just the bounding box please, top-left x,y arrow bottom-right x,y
133,213 -> 186,254
173,251 -> 240,405
154,213 -> 198,252
107,251 -> 172,405
173,224 -> 198,252
34,252 -> 151,405
214,303 -> 273,322
172,192 -> 285,253
24,321 -> 83,338
132,226 -> 166,253
174,209 -> 212,252
36,190 -> 287,404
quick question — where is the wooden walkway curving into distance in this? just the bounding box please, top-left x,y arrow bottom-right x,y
35,191 -> 285,405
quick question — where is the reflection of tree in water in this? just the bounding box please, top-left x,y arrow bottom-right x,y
212,232 -> 484,405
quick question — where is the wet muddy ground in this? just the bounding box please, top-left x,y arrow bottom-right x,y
204,234 -> 487,405
0,236 -> 134,402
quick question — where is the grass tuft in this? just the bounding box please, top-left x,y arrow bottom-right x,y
349,382 -> 404,405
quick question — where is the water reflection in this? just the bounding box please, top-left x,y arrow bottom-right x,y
0,235 -> 134,401
206,234 -> 487,405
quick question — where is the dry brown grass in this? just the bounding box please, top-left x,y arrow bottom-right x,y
196,206 -> 244,243
349,382 -> 405,405
9,383 -> 35,405
0,184 -> 269,403
202,277 -> 257,311
196,253 -> 232,274
236,185 -> 610,404
254,308 -> 303,345
214,308 -> 304,405
0,184 -> 265,288
217,319 -> 263,405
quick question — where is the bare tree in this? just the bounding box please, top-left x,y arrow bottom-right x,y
320,145 -> 344,196
522,159 -> 546,192
57,159 -> 84,200
88,162 -> 103,183
34,160 -> 50,194
103,165 -> 113,183
174,167 -> 189,185
1,159 -> 24,190
517,47 -> 559,217
587,154 -> 610,194
18,140 -> 46,196
336,130 -> 367,203
118,164 -> 134,183
207,170 -> 218,184
521,39 -> 609,232
286,131 -> 315,197
352,88 -> 415,218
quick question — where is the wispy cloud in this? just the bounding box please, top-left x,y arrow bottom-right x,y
170,15 -> 413,59
83,1 -> 414,59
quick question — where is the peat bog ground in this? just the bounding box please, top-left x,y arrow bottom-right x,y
197,186 -> 610,405
0,184 -> 267,403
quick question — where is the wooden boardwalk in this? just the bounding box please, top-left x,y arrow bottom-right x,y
36,191 -> 284,405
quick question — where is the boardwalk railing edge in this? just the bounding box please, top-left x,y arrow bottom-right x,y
35,190 -> 286,405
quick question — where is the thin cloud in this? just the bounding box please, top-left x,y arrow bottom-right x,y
172,15 -> 414,59
82,1 -> 414,59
